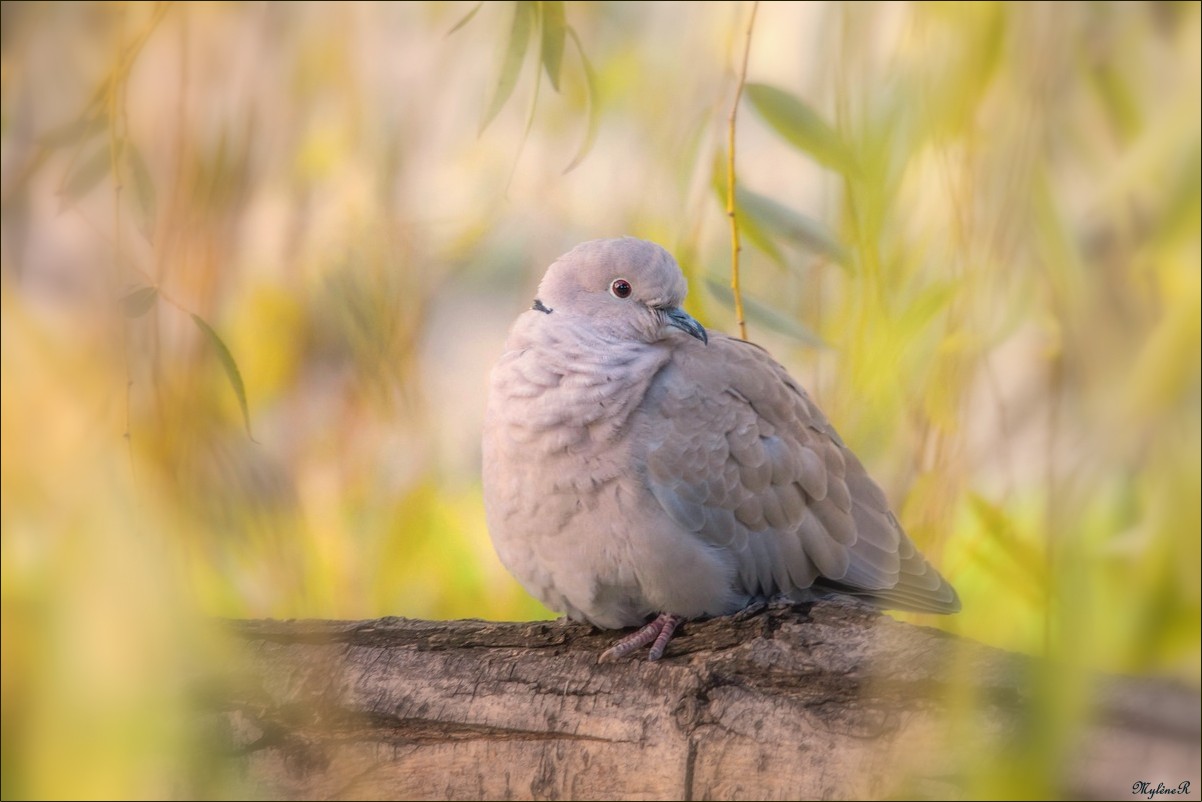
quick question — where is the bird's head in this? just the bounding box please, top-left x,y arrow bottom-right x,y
532,237 -> 707,345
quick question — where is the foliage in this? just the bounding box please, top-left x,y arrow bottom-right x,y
1,2 -> 1198,798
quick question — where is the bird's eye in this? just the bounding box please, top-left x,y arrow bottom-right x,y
610,278 -> 632,299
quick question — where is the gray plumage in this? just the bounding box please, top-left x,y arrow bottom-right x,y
482,238 -> 958,656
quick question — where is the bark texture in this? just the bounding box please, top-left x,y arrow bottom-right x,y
210,602 -> 1200,800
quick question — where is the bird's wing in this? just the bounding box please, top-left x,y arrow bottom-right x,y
638,334 -> 960,614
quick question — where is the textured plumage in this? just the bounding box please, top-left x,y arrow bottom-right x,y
482,238 -> 959,660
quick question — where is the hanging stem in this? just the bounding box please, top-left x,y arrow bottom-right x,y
727,1 -> 758,341
105,2 -> 168,462
107,5 -> 133,455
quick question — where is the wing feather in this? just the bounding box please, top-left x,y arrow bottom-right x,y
639,334 -> 959,614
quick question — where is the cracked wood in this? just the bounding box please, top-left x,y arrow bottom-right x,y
208,601 -> 1201,800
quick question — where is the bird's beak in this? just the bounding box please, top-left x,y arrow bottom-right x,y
662,306 -> 707,344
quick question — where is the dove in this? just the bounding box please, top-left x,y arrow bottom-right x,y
482,237 -> 959,661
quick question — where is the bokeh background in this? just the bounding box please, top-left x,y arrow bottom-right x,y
2,1 -> 1198,799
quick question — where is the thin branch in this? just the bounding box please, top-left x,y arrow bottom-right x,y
727,1 -> 758,341
108,5 -> 133,456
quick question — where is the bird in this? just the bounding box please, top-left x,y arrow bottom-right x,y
482,237 -> 960,661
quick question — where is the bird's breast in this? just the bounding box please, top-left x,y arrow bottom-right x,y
483,339 -> 669,537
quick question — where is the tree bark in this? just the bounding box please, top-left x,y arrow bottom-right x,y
209,602 -> 1200,801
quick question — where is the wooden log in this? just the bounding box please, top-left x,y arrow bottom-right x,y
208,602 -> 1200,800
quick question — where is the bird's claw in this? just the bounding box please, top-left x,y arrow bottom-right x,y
599,613 -> 683,662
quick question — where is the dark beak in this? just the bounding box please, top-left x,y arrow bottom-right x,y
662,306 -> 707,344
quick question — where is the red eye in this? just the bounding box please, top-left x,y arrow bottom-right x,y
610,278 -> 632,299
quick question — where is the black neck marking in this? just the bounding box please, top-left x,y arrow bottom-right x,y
532,298 -> 553,314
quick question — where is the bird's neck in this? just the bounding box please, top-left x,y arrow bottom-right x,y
491,314 -> 671,437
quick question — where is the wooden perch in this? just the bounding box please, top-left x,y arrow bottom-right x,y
210,602 -> 1200,801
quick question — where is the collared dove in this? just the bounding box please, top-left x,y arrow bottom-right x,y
483,237 -> 960,661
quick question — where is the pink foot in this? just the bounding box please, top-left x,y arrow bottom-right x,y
599,613 -> 683,662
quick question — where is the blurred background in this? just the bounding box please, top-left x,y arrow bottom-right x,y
2,1 -> 1198,799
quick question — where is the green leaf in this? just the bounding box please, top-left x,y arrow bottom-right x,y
896,281 -> 958,335
704,277 -> 826,347
539,1 -> 566,91
966,493 -> 1045,589
708,150 -> 787,267
119,285 -> 158,318
125,142 -> 157,241
745,83 -> 858,175
736,186 -> 850,266
59,143 -> 112,206
39,115 -> 107,149
562,25 -> 600,173
710,145 -> 850,269
480,1 -> 535,134
191,313 -> 256,442
521,42 -> 545,143
445,1 -> 484,36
